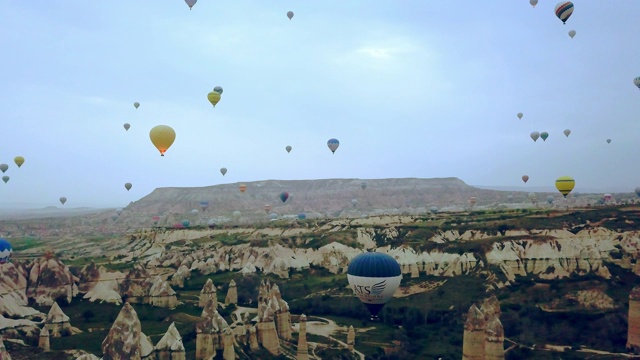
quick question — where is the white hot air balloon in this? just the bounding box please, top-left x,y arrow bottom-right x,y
568,30 -> 576,38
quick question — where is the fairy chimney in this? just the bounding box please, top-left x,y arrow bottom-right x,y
296,314 -> 309,360
257,303 -> 280,355
347,325 -> 355,352
484,316 -> 504,360
199,279 -> 217,308
39,326 -> 50,351
0,337 -> 12,360
148,276 -> 179,309
44,301 -> 73,337
249,326 -> 259,351
222,327 -> 235,360
154,322 -> 183,360
628,286 -> 640,352
480,295 -> 500,321
101,302 -> 142,360
224,280 -> 237,306
462,304 -> 486,360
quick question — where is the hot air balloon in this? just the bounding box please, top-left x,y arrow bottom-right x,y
352,199 -> 358,207
60,197 -> 67,205
152,216 -> 160,225
530,132 -> 540,142
528,192 -> 538,204
264,205 -> 272,213
124,123 -> 130,131
522,175 -> 529,183
133,102 -> 140,109
0,164 -> 7,173
125,183 -> 132,191
207,91 -> 221,107
0,239 -> 13,264
298,213 -> 306,220
239,184 -> 247,193
540,132 -> 549,141
279,192 -> 289,203
507,194 -> 514,202
555,2 -> 574,24
149,125 -> 176,156
182,220 -> 190,228
547,195 -> 554,204
190,209 -> 199,215
213,86 -> 223,94
185,0 -> 196,9
207,219 -> 216,228
564,129 -> 571,137
269,213 -> 278,221
327,138 -> 340,154
14,157 -> 24,168
111,214 -> 119,221
347,252 -> 402,320
568,30 -> 576,38
430,206 -> 438,214
116,208 -> 123,216
287,11 -> 294,20
469,196 -> 477,206
1,176 -> 8,184
233,211 -> 241,219
555,176 -> 575,198
530,0 -> 538,7
635,187 -> 640,197
634,77 -> 640,90
606,139 -> 611,144
361,182 -> 367,190
200,201 -> 209,212
285,146 -> 292,153
517,112 -> 523,119
220,168 -> 227,176
603,193 -> 612,202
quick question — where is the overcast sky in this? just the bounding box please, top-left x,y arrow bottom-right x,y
0,1 -> 638,208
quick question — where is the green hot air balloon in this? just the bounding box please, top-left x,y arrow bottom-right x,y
540,132 -> 549,141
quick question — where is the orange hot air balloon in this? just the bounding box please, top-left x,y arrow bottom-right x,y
239,184 -> 247,193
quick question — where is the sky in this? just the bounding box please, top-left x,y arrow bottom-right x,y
0,1 -> 639,208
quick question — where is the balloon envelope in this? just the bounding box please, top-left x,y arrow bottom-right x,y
152,215 -> 160,224
347,252 -> 401,319
564,129 -> 571,137
530,0 -> 538,7
522,175 -> 529,183
185,0 -> 196,9
327,138 -> 340,153
116,208 -> 123,216
60,197 -> 67,205
568,30 -> 576,38
279,192 -> 289,203
2,176 -> 8,184
264,205 -> 272,213
213,86 -> 223,94
149,125 -> 176,156
285,145 -> 292,153
430,206 -> 438,214
0,164 -> 7,173
0,238 -> 12,264
635,187 -> 640,197
133,102 -> 140,109
239,184 -> 247,193
517,112 -> 523,119
220,167 -> 227,176
287,11 -> 294,19
124,123 -> 130,131
125,183 -> 132,191
14,156 -> 24,168
555,176 -> 575,198
207,91 -> 221,107
298,213 -> 306,220
554,2 -> 574,24
634,77 -> 640,90
530,132 -> 540,142
361,182 -> 367,190
606,139 -> 611,144
540,132 -> 549,141
181,220 -> 190,228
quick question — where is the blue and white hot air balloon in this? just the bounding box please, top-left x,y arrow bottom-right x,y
199,201 -> 209,212
0,238 -> 13,264
327,138 -> 340,154
555,2 -> 574,24
347,252 -> 402,320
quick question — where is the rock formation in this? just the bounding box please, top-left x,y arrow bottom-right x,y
195,295 -> 230,360
249,326 -> 259,350
480,295 -> 500,321
485,316 -> 504,360
38,326 -> 50,351
101,302 -> 142,360
0,261 -> 40,318
628,286 -> 640,352
0,337 -> 11,360
44,301 -> 77,337
83,266 -> 125,305
76,354 -> 100,360
77,261 -> 100,293
296,314 -> 309,360
27,255 -> 78,306
171,265 -> 190,288
257,301 -> 280,355
149,276 -> 178,309
140,333 -> 155,360
347,325 -> 355,352
224,280 -> 237,306
462,304 -> 486,360
222,327 -> 235,360
154,322 -> 184,360
199,279 -> 216,308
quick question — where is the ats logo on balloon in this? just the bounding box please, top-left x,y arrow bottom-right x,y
352,280 -> 387,300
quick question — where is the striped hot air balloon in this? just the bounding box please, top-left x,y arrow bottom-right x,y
555,176 -> 575,198
555,2 -> 574,24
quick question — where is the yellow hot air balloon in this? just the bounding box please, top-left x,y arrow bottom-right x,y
207,91 -> 221,108
555,176 -> 575,198
14,156 -> 24,168
149,125 -> 176,156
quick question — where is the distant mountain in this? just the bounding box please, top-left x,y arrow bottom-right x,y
473,185 -> 633,194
